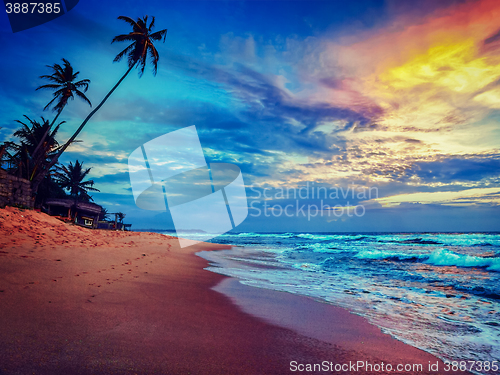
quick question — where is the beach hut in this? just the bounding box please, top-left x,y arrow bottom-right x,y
44,199 -> 102,228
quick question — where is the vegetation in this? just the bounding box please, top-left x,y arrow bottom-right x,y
55,160 -> 99,202
2,116 -> 66,206
0,14 -> 167,223
37,58 -> 92,126
2,116 -> 61,179
32,15 -> 167,193
116,212 -> 126,224
99,207 -> 110,221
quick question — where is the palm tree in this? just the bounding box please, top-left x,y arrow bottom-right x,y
32,15 -> 167,193
114,211 -> 126,230
4,116 -> 62,181
99,207 -> 110,221
55,160 -> 99,202
3,116 -> 65,207
116,212 -> 126,224
36,58 -> 92,125
33,59 -> 91,158
112,15 -> 167,77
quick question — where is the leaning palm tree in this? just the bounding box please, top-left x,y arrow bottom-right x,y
32,15 -> 167,193
55,160 -> 99,202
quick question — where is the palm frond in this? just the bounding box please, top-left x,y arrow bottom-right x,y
36,84 -> 62,91
74,79 -> 90,90
113,42 -> 136,63
117,16 -> 140,29
112,33 -> 142,43
38,59 -> 91,112
150,28 -> 167,42
112,15 -> 167,76
74,90 -> 92,107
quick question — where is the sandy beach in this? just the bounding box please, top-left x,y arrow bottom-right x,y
0,207 -> 467,374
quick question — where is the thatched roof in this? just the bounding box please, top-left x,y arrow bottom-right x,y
45,199 -> 102,214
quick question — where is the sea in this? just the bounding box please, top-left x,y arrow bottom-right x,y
182,232 -> 500,367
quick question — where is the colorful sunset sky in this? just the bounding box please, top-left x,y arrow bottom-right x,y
1,0 -> 499,231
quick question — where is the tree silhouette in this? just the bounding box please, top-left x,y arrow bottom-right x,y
36,58 -> 91,124
116,212 -> 126,224
32,15 -> 167,193
4,116 -> 62,181
99,207 -> 110,221
3,116 -> 65,206
33,59 -> 91,159
55,160 -> 99,202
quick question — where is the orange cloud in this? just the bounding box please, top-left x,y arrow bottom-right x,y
295,0 -> 500,194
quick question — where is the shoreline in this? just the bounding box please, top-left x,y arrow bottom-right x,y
211,277 -> 459,373
0,207 -> 467,374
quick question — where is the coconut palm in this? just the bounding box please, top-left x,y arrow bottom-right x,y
4,116 -> 65,207
99,207 -> 110,221
55,160 -> 99,202
5,116 -> 62,181
62,15 -> 167,144
33,59 -> 91,159
36,58 -> 92,124
33,15 -> 167,193
112,15 -> 167,77
116,212 -> 126,224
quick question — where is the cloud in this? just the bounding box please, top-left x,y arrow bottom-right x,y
408,155 -> 500,183
372,187 -> 500,207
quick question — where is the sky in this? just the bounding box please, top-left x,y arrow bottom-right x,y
1,0 -> 500,232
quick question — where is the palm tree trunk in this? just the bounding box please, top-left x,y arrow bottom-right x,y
49,108 -> 63,128
31,108 -> 63,162
31,64 -> 136,194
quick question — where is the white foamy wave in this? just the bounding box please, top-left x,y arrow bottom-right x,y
355,249 -> 500,272
292,262 -> 322,271
425,249 -> 500,271
296,233 -> 319,239
236,232 -> 261,237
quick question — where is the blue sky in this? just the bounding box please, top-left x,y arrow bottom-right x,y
1,0 -> 499,231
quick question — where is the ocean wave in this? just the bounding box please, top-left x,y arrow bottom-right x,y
355,250 -> 427,262
234,232 -> 297,238
236,232 -> 266,237
295,233 -> 318,240
321,257 -> 342,269
377,237 -> 442,245
355,249 -> 500,272
471,242 -> 497,247
346,235 -> 370,242
202,233 -> 500,367
425,249 -> 500,271
400,238 -> 442,245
